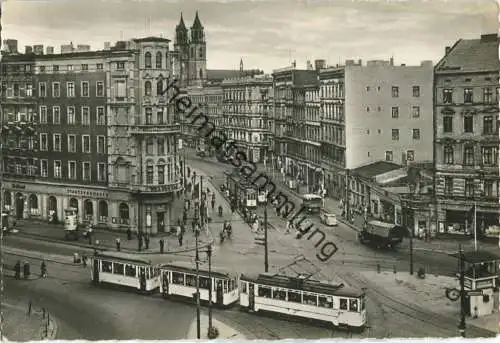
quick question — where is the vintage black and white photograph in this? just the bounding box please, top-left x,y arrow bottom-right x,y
0,0 -> 498,340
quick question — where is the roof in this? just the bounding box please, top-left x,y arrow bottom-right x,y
435,34 -> 500,73
449,250 -> 500,264
133,37 -> 171,43
93,251 -> 171,266
352,161 -> 401,179
206,69 -> 263,81
160,261 -> 237,279
240,273 -> 364,298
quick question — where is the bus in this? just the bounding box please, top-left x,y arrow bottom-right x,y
239,273 -> 366,330
301,194 -> 323,213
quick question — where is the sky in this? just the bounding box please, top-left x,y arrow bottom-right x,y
1,0 -> 498,73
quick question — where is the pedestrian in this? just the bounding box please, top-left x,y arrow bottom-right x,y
178,233 -> 183,247
126,227 -> 132,240
211,199 -> 215,210
40,260 -> 47,278
187,198 -> 191,211
218,205 -> 223,217
115,237 -> 121,252
159,239 -> 165,254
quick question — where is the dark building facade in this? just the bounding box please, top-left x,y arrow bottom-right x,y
434,33 -> 500,236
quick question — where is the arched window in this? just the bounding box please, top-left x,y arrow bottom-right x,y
157,159 -> 165,185
156,52 -> 162,69
145,52 -> 152,68
3,190 -> 11,208
98,200 -> 108,222
84,200 -> 93,219
48,196 -> 57,212
157,80 -> 163,96
146,160 -> 154,184
199,47 -> 203,59
29,194 -> 38,215
145,81 -> 152,96
146,138 -> 154,155
444,145 -> 454,164
119,203 -> 129,224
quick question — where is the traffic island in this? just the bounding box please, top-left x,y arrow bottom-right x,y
186,313 -> 248,340
2,300 -> 58,341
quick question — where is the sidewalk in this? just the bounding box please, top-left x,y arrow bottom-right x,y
2,299 -> 57,341
186,313 -> 250,340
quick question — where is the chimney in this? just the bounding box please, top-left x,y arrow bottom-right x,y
77,44 -> 90,52
358,59 -> 362,66
33,45 -> 44,55
390,57 -> 394,66
445,46 -> 451,55
401,63 -> 406,66
61,44 -> 74,54
104,42 -> 111,50
345,59 -> 354,66
314,59 -> 326,71
25,46 -> 33,54
4,39 -> 18,53
46,46 -> 54,55
306,60 -> 313,70
292,60 -> 296,68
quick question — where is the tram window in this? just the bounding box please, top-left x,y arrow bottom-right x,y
186,274 -> 197,287
125,264 -> 136,277
349,299 -> 359,312
172,272 -> 185,285
230,279 -> 236,291
223,280 -> 228,293
319,296 -> 333,308
303,293 -> 318,306
258,285 -> 272,298
340,298 -> 348,310
101,260 -> 112,273
241,282 -> 247,293
288,291 -> 302,303
113,262 -> 124,275
199,276 -> 210,290
272,289 -> 287,301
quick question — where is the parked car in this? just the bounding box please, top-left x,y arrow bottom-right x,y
319,211 -> 338,226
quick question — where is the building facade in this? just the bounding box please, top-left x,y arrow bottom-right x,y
221,75 -> 273,163
1,37 -> 182,234
434,33 -> 500,236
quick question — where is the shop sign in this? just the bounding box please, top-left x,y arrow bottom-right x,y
475,279 -> 494,289
67,188 -> 109,199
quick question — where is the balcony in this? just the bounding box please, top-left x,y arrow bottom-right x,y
130,123 -> 181,135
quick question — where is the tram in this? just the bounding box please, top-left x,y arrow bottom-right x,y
90,252 -> 162,292
159,261 -> 239,307
239,273 -> 366,330
225,171 -> 257,209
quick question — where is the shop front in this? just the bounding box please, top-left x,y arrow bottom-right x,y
134,192 -> 175,235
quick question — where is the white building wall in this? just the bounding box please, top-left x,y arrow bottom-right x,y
345,61 -> 434,169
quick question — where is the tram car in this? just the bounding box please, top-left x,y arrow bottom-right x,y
90,252 -> 162,292
159,261 -> 239,307
239,273 -> 366,331
358,220 -> 407,250
225,171 -> 257,209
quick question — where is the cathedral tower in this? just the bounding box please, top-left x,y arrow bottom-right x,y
188,11 -> 207,86
174,13 -> 189,86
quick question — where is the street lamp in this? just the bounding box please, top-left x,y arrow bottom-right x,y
402,200 -> 414,275
458,244 -> 466,337
195,228 -> 201,339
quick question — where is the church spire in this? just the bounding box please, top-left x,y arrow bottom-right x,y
190,11 -> 205,44
175,13 -> 188,45
240,58 -> 244,72
192,11 -> 203,29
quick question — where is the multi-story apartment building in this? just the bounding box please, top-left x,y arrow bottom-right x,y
0,36 -> 182,234
1,42 -> 38,219
434,33 -> 500,236
221,74 -> 273,163
319,59 -> 434,200
271,65 -> 318,182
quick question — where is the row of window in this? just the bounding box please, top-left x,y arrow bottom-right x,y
39,160 -> 107,181
143,51 -> 169,69
39,133 -> 106,153
170,272 -> 237,292
100,261 -> 159,279
144,162 -> 176,185
39,106 -> 105,125
441,87 -> 499,104
40,63 -> 105,73
390,128 -> 421,141
442,146 -> 498,166
443,178 -> 498,198
144,137 -> 177,156
442,115 -> 497,134
37,81 -> 105,98
385,150 -> 415,162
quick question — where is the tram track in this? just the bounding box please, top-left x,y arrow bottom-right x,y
340,271 -> 496,338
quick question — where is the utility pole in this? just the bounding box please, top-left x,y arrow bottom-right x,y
207,244 -> 213,333
264,195 -> 269,273
404,203 -> 414,275
183,146 -> 187,192
0,65 -> 4,339
195,230 -> 201,339
345,169 -> 350,218
458,244 -> 466,338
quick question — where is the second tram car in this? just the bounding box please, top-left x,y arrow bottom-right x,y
239,273 -> 366,330
225,171 -> 258,209
91,252 -> 162,292
160,262 -> 239,307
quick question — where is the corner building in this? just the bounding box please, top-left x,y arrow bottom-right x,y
1,37 -> 181,234
434,33 -> 500,236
